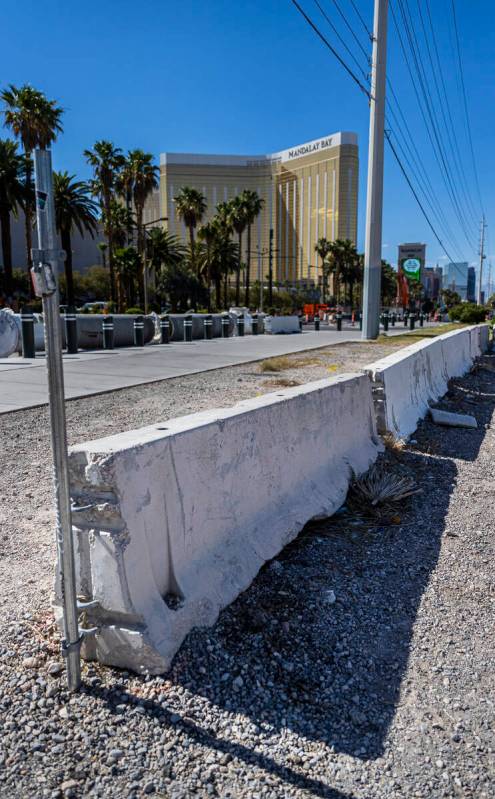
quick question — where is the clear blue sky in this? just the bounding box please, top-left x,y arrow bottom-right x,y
2,0 -> 494,284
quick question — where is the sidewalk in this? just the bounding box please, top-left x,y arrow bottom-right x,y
0,324 -> 431,414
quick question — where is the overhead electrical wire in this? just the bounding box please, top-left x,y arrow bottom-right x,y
423,0 -> 480,227
390,0 -> 477,254
450,0 -> 484,215
289,0 -> 477,264
415,0 -> 479,228
327,0 -> 371,61
289,0 -> 371,97
313,0 -> 369,82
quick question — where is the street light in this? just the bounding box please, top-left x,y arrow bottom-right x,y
142,216 -> 168,314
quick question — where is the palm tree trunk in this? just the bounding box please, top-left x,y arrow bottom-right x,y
215,274 -> 221,309
321,257 -> 326,303
0,205 -> 13,296
189,224 -> 197,276
136,205 -> 145,308
61,227 -> 75,307
223,269 -> 228,309
235,231 -> 242,306
244,224 -> 251,308
104,191 -> 116,308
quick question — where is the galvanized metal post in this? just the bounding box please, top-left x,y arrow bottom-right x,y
32,148 -> 81,692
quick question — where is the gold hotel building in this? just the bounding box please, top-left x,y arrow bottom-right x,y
146,131 -> 358,286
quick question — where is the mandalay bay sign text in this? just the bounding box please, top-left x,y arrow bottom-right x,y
288,137 -> 334,160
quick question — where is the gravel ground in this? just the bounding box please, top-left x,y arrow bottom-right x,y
1,344 -> 494,798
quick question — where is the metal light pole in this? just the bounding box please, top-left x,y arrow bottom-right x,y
362,0 -> 389,340
477,215 -> 486,305
31,148 -> 81,691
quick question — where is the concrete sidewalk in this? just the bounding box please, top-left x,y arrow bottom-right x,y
0,324 -> 433,413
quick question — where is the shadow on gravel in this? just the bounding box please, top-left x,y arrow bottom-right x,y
90,362 -> 495,796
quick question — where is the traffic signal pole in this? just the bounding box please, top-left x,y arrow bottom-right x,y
362,0 -> 389,340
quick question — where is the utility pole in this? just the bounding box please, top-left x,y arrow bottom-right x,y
477,215 -> 486,305
362,0 -> 389,340
32,149 -> 81,691
268,227 -> 274,306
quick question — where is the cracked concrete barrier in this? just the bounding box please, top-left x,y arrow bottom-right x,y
59,373 -> 381,674
364,325 -> 490,440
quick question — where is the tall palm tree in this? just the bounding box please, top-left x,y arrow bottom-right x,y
122,150 -> 159,303
53,171 -> 99,307
328,239 -> 358,305
1,84 -> 63,282
214,202 -> 235,307
314,238 -> 332,303
228,195 -> 249,306
84,141 -> 125,305
0,139 -> 26,296
197,220 -> 218,311
173,187 -> 206,274
240,189 -> 264,308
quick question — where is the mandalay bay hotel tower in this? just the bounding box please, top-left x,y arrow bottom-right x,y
145,132 -> 358,288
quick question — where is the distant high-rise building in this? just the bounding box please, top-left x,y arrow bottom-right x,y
443,262 -> 469,300
422,267 -> 441,300
467,266 -> 476,302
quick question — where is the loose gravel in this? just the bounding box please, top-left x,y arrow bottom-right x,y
0,344 -> 494,798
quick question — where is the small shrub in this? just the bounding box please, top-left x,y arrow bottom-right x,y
449,303 -> 486,324
259,356 -> 293,372
125,307 -> 144,315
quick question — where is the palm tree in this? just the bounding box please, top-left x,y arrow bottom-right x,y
53,172 -> 99,307
314,237 -> 332,303
228,195 -> 249,306
1,84 -> 63,282
114,246 -> 141,308
174,187 -> 206,274
146,227 -> 186,307
328,239 -> 358,305
197,221 -> 218,311
122,150 -> 159,303
0,139 -> 26,296
240,189 -> 264,307
84,141 -> 125,305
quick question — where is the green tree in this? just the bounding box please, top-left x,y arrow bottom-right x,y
441,288 -> 462,308
53,171 -> 98,307
340,246 -> 362,306
0,139 -> 26,296
114,246 -> 141,308
327,239 -> 358,304
173,187 -> 207,274
380,260 -> 397,306
121,150 -> 159,304
240,189 -> 264,307
228,195 -> 249,306
314,238 -> 332,303
197,221 -> 217,311
156,261 -> 207,312
84,140 -> 125,305
1,84 -> 63,280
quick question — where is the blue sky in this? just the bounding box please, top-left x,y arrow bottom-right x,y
2,0 -> 493,284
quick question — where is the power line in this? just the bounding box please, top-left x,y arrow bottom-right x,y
415,0 -> 479,229
312,0 -> 369,82
395,0 -> 477,250
390,0 -> 477,254
348,0 -> 372,38
385,130 -> 456,263
289,0 -> 371,97
450,0 -> 484,215
423,0 -> 480,227
327,0 -> 370,61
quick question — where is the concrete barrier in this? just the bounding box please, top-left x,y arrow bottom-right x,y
60,373 -> 381,674
365,325 -> 490,440
264,315 -> 301,334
